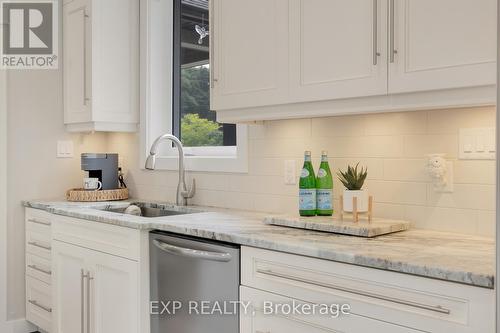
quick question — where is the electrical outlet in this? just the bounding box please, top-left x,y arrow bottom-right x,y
57,140 -> 74,158
284,160 -> 296,185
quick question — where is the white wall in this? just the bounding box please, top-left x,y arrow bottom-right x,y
0,64 -> 10,332
109,106 -> 496,237
5,69 -> 109,325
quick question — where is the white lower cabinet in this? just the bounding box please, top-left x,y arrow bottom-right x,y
52,240 -> 139,333
26,208 -> 495,333
49,214 -> 148,333
241,246 -> 495,333
25,208 -> 53,332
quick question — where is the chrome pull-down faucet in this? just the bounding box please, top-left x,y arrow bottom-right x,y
145,134 -> 196,206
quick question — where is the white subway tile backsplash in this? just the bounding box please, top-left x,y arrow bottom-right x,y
110,106 -> 496,237
453,160 -> 495,185
223,192 -> 255,211
311,115 -> 365,137
190,189 -> 227,208
249,137 -> 312,158
383,159 -> 429,182
367,180 -> 427,206
404,135 -> 458,158
332,158 -> 384,180
405,206 -> 478,233
476,210 -> 495,237
427,107 -> 496,134
427,183 -> 495,211
248,158 -> 284,176
254,194 -> 297,214
191,173 -> 230,191
262,119 -> 312,139
364,111 -> 427,136
371,202 -> 407,220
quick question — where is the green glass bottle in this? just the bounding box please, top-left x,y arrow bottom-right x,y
316,151 -> 333,216
299,151 -> 316,216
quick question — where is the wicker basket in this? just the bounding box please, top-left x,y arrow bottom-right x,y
66,188 -> 129,202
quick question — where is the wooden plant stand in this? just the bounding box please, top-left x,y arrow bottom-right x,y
340,195 -> 373,223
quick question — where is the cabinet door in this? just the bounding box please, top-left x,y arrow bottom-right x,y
63,0 -> 92,124
289,0 -> 388,103
210,0 -> 289,110
52,240 -> 88,333
389,0 -> 496,93
89,249 -> 139,333
91,0 -> 139,124
241,287 -> 425,333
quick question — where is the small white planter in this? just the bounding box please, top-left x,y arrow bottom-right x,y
342,190 -> 369,212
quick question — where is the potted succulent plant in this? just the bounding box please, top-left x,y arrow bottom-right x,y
337,163 -> 369,212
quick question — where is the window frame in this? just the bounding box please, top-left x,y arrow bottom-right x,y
140,0 -> 248,173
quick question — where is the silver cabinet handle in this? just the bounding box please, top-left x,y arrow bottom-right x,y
27,218 -> 51,226
389,0 -> 397,63
27,241 -> 51,251
153,239 -> 232,262
27,264 -> 51,275
256,269 -> 451,315
87,272 -> 93,333
81,269 -> 88,333
28,299 -> 52,313
372,0 -> 380,65
83,9 -> 90,105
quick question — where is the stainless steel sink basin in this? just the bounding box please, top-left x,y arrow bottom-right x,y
105,206 -> 189,217
96,203 -> 201,218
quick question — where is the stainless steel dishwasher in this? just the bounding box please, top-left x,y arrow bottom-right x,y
150,231 -> 240,333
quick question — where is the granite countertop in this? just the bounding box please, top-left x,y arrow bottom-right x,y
24,199 -> 495,289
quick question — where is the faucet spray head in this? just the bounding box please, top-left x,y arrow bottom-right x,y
145,154 -> 156,170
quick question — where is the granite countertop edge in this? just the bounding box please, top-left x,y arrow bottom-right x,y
23,200 -> 495,289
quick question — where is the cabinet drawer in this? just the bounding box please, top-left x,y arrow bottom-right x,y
26,253 -> 52,285
52,215 -> 141,260
241,247 -> 494,333
26,229 -> 52,260
26,208 -> 52,237
26,276 -> 52,333
241,286 -> 425,333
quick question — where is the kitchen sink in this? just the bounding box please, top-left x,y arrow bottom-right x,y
96,203 -> 202,218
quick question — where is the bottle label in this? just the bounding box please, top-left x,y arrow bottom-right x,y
300,168 -> 310,178
317,189 -> 333,210
299,189 -> 316,210
317,168 -> 328,178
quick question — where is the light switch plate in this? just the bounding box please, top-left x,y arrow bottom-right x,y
459,128 -> 495,160
284,160 -> 296,185
57,140 -> 74,158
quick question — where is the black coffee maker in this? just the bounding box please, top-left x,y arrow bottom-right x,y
81,153 -> 119,190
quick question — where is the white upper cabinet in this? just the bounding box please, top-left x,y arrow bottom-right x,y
389,0 -> 497,94
289,0 -> 388,102
63,0 -> 91,124
210,0 -> 289,110
212,0 -> 496,122
63,0 -> 139,132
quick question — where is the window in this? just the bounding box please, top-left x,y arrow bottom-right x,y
173,0 -> 236,148
141,0 -> 247,172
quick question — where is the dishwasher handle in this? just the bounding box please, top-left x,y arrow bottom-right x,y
153,239 -> 233,262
